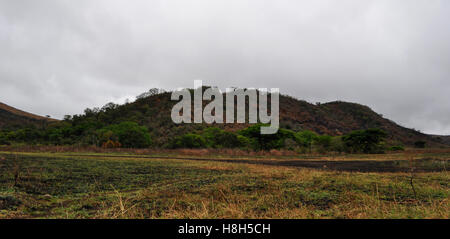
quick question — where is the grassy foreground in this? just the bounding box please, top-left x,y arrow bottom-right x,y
0,151 -> 448,219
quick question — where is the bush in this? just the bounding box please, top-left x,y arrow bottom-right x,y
239,124 -> 295,150
171,133 -> 207,149
342,128 -> 387,154
202,127 -> 241,148
389,145 -> 405,151
0,133 -> 10,145
414,141 -> 426,148
236,135 -> 254,149
98,122 -> 151,148
102,140 -> 122,148
294,131 -> 317,153
314,135 -> 333,153
330,136 -> 344,153
8,127 -> 42,144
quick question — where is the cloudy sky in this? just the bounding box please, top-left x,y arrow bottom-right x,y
0,0 -> 449,134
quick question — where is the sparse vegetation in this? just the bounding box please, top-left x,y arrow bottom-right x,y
0,151 -> 448,219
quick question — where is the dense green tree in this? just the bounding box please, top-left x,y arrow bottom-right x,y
7,127 -> 41,143
239,124 -> 295,150
330,136 -> 345,153
0,132 -> 10,145
314,135 -> 333,153
100,122 -> 152,148
389,145 -> 405,151
342,128 -> 387,154
295,130 -> 318,153
171,133 -> 207,149
414,141 -> 426,148
236,135 -> 253,149
201,127 -> 241,148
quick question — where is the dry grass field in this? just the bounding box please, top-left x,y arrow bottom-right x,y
0,150 -> 448,219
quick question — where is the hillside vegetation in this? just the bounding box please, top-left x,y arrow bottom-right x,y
0,89 -> 445,151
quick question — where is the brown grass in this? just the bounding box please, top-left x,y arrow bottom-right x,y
0,151 -> 448,219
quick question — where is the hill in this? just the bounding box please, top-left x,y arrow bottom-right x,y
0,102 -> 57,130
69,89 -> 444,147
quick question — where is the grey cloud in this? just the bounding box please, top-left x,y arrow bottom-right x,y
0,0 -> 449,134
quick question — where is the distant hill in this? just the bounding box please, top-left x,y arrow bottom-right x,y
0,102 -> 57,130
71,90 -> 446,147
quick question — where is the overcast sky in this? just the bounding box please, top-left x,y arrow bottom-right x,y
0,0 -> 449,134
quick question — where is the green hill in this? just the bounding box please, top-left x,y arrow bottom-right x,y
64,90 -> 443,147
0,89 -> 445,148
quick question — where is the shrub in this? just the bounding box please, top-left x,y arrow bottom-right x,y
294,130 -> 317,153
239,124 -> 295,150
98,122 -> 151,148
314,135 -> 333,153
102,140 -> 122,148
284,138 -> 297,151
171,133 -> 207,149
330,136 -> 344,153
342,128 -> 387,154
202,127 -> 241,148
0,133 -> 10,145
414,141 -> 426,148
236,135 -> 254,149
389,145 -> 405,151
8,127 -> 42,143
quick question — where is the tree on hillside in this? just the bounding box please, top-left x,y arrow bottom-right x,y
136,88 -> 165,100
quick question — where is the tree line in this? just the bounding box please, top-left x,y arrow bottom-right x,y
0,119 -> 416,154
